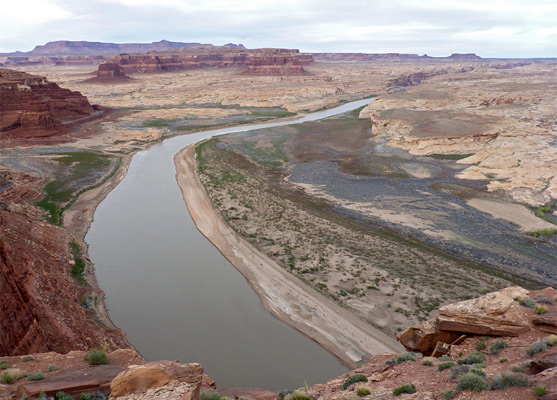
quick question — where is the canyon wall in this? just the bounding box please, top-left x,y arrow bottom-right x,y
0,68 -> 98,140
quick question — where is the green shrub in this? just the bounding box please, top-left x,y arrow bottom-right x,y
545,334 -> 557,346
535,305 -> 548,315
457,373 -> 488,391
22,355 -> 35,362
526,340 -> 548,357
458,352 -> 486,365
442,390 -> 455,400
475,338 -> 487,351
421,360 -> 433,366
56,392 -> 75,400
437,361 -> 455,371
200,392 -> 226,400
489,339 -> 508,354
278,390 -> 293,399
439,355 -> 451,361
392,384 -> 416,396
386,352 -> 416,365
342,374 -> 368,390
0,360 -> 9,370
84,349 -> 108,365
27,373 -> 45,381
499,358 -> 508,363
354,385 -> 371,396
510,363 -> 527,373
284,390 -> 313,400
517,297 -> 536,308
533,386 -> 547,397
48,364 -> 60,372
489,372 -> 529,389
0,369 -> 23,384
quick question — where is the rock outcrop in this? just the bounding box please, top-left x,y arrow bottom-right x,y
0,68 -> 99,140
110,361 -> 203,399
0,171 -> 128,356
397,287 -> 547,354
84,61 -> 132,83
103,46 -> 313,75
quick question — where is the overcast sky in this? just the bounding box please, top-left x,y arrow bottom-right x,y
1,0 -> 555,57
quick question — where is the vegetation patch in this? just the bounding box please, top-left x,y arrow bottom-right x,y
84,349 -> 108,366
0,368 -> 23,384
27,373 -> 45,381
489,372 -> 529,389
70,241 -> 87,285
386,352 -> 417,365
355,385 -> 371,397
489,339 -> 508,354
458,352 -> 486,365
392,384 -> 416,396
36,152 -> 121,225
456,373 -> 488,392
531,228 -> 557,237
533,386 -> 547,397
342,374 -> 368,390
437,361 -> 455,371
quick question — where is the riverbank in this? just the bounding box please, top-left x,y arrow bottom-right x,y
174,144 -> 403,368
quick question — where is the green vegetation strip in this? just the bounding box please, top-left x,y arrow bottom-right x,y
36,152 -> 122,225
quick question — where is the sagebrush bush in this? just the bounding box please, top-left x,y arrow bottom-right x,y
22,355 -> 35,362
475,338 -> 487,351
450,364 -> 469,379
342,374 -> 368,390
441,390 -> 455,400
533,386 -> 547,397
0,369 -> 23,384
392,384 -> 416,396
526,340 -> 548,357
48,364 -> 60,372
56,392 -> 75,400
437,361 -> 455,371
535,305 -> 548,315
84,349 -> 108,366
511,363 -> 527,373
422,360 -> 433,366
27,373 -> 45,381
284,390 -> 313,400
489,372 -> 529,389
489,339 -> 508,354
386,352 -> 416,365
456,373 -> 488,392
200,392 -> 225,400
354,385 -> 371,396
0,360 -> 9,370
458,352 -> 486,365
544,334 -> 557,347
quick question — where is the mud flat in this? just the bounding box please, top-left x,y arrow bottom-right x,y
175,145 -> 403,366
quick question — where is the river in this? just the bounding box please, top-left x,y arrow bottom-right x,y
85,98 -> 374,391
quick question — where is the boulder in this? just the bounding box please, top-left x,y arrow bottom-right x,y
110,361 -> 203,399
437,286 -> 531,336
530,353 -> 557,374
396,317 -> 460,354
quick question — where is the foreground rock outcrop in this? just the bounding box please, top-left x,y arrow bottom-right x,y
2,287 -> 554,400
0,68 -> 99,140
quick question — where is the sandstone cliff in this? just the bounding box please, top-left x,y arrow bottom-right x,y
0,68 -> 99,140
0,171 -> 128,357
104,46 -> 313,76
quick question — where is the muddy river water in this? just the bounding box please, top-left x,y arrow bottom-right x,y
86,99 -> 375,391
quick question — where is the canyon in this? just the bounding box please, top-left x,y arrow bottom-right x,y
0,42 -> 555,399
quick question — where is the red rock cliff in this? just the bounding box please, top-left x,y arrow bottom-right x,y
0,68 -> 98,139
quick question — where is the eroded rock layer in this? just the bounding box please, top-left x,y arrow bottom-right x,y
107,46 -> 313,75
0,171 -> 128,356
0,68 -> 98,139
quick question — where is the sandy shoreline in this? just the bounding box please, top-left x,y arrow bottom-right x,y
174,144 -> 403,368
